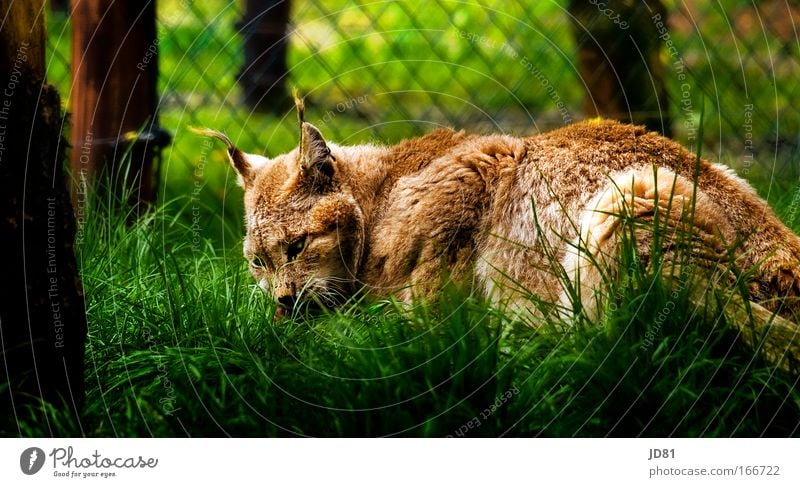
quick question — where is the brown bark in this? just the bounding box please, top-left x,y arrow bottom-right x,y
0,0 -> 87,433
568,0 -> 672,136
70,0 -> 167,212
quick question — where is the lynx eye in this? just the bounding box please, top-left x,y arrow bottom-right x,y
287,236 -> 306,262
251,255 -> 267,268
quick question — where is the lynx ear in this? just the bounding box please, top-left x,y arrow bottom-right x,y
190,127 -> 267,188
293,93 -> 334,186
299,122 -> 334,181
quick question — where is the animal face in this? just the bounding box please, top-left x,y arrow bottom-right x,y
194,111 -> 364,314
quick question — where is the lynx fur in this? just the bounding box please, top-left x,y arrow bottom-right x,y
194,102 -> 800,369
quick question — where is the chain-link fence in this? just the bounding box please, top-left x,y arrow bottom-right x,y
45,0 -> 800,203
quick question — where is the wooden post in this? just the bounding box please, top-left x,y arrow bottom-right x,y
49,0 -> 69,13
238,0 -> 291,112
568,0 -> 672,136
70,0 -> 169,212
0,0 -> 87,431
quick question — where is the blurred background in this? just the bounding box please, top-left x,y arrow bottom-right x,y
44,0 -> 800,243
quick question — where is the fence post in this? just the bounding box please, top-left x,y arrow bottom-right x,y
568,0 -> 672,136
49,0 -> 69,13
238,0 -> 291,112
70,0 -> 170,212
0,0 -> 87,430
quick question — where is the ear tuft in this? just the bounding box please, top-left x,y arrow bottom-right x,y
191,127 -> 256,188
189,127 -> 233,149
293,88 -> 305,125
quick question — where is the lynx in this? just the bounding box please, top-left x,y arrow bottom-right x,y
194,99 -> 800,370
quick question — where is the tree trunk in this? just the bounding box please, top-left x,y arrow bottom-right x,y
238,0 -> 291,112
0,0 -> 87,433
568,0 -> 672,136
70,0 -> 169,213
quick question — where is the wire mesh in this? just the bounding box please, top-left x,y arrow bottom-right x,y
45,0 -> 800,198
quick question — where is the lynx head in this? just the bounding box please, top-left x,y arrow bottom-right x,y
193,99 -> 365,315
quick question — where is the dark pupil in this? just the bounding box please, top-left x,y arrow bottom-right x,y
287,237 -> 305,261
252,256 -> 265,267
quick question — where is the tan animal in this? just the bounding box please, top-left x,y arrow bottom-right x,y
194,100 -> 800,369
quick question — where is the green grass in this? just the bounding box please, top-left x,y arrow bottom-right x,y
8,168 -> 799,437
